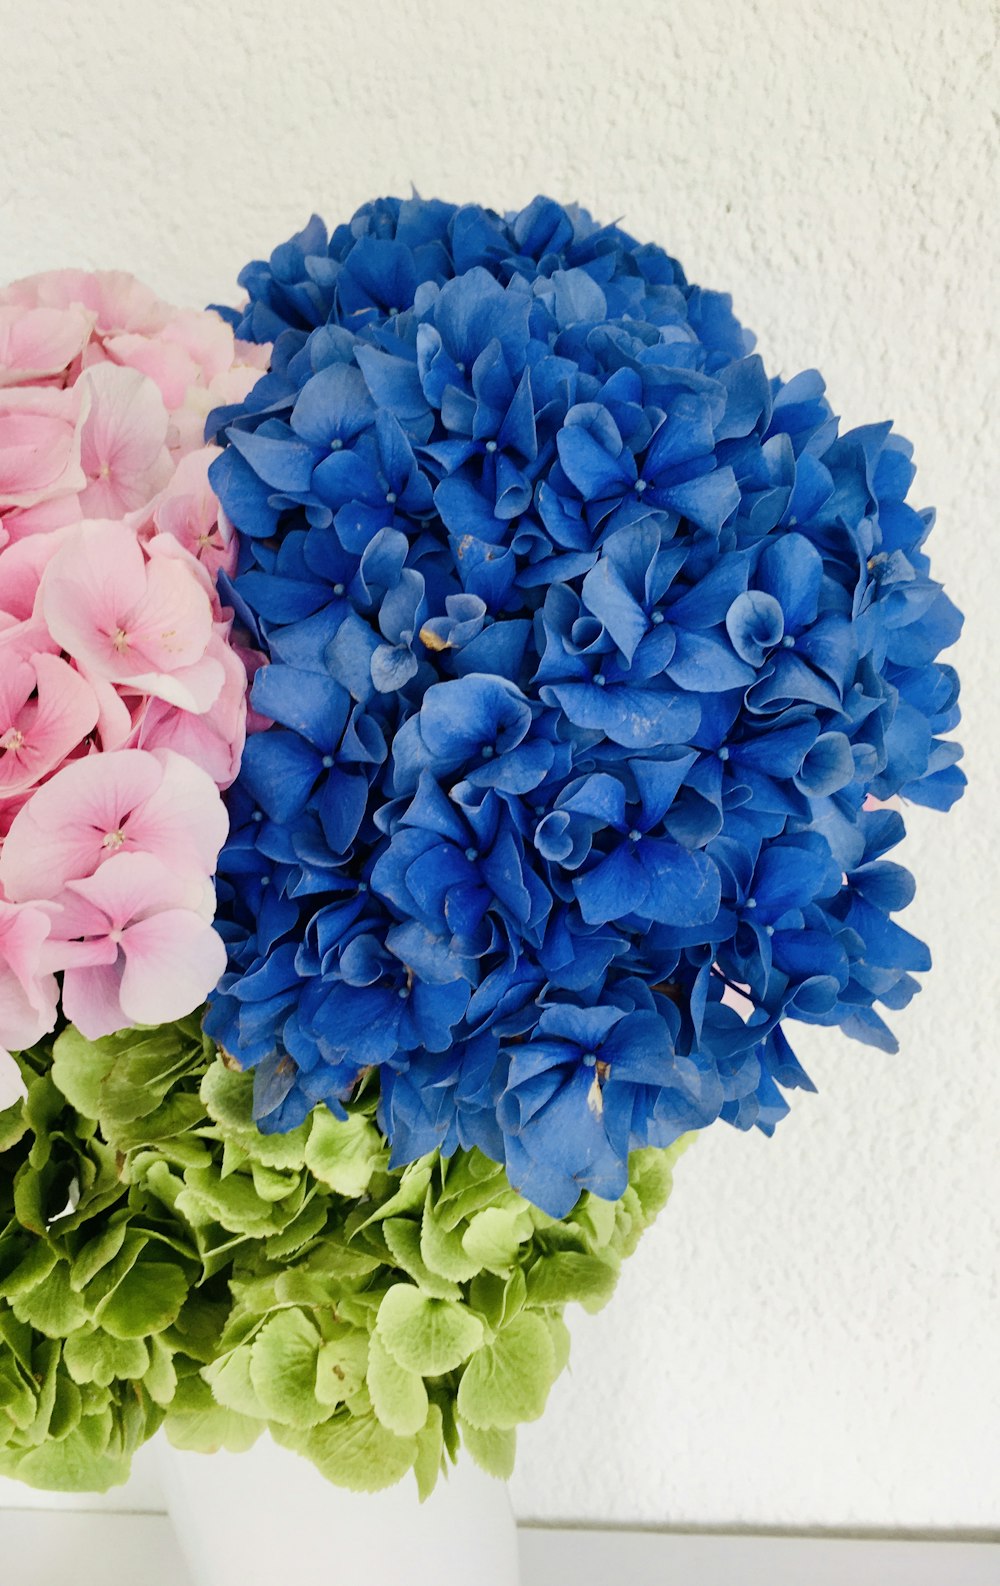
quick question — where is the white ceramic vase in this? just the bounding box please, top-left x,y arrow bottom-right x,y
157,1432 -> 520,1586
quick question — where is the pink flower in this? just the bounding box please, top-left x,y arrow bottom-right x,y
52,851 -> 227,1038
40,519 -> 223,711
0,898 -> 60,1055
1,269 -> 169,339
0,383 -> 88,509
0,529 -> 68,626
131,629 -> 250,788
102,309 -> 236,412
78,363 -> 172,517
0,746 -> 229,903
137,447 -> 238,584
169,339 -> 271,458
0,1051 -> 27,1110
0,652 -> 99,802
0,268 -> 268,1050
1,492 -> 83,544
0,304 -> 92,389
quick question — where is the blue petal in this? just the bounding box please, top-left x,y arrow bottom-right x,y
574,845 -> 650,923
251,665 -> 350,751
666,629 -> 756,692
638,841 -> 721,926
545,682 -> 701,749
757,533 -> 823,631
726,591 -> 784,666
291,363 -> 375,447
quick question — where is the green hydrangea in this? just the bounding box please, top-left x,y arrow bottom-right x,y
0,1017 -> 688,1496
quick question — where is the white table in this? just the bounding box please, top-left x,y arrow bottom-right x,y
1,1509 -> 998,1586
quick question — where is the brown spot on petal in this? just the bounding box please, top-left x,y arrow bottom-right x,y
419,625 -> 450,652
587,1075 -> 604,1117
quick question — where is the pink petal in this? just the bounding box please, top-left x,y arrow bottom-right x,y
234,339 -> 272,372
0,1050 -> 28,1109
119,747 -> 229,877
123,548 -> 215,673
142,448 -> 235,582
127,648 -> 225,715
134,635 -> 248,787
61,957 -> 127,1041
88,674 -> 136,750
118,908 -> 227,1025
78,364 -> 171,516
0,659 -> 34,747
41,519 -> 146,672
0,899 -> 59,1051
160,311 -> 235,385
0,304 -> 93,388
0,749 -> 163,900
61,849 -> 205,929
1,270 -> 168,338
0,529 -> 70,622
0,384 -> 88,508
1,491 -> 83,543
41,520 -> 217,705
103,332 -> 197,412
53,849 -> 221,1036
0,653 -> 100,798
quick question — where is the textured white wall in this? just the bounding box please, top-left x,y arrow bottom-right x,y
0,0 -> 996,1534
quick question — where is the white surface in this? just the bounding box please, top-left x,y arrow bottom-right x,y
1,1511 -> 998,1586
158,1436 -> 517,1586
0,0 -> 997,1536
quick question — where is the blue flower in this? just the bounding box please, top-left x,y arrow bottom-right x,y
206,194 -> 964,1216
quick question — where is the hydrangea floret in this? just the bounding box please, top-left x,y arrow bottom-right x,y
205,196 -> 963,1217
0,272 -> 270,1098
0,1017 -> 679,1493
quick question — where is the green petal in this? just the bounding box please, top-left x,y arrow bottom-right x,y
367,1330 -> 429,1437
456,1312 -> 556,1431
249,1309 -> 327,1428
376,1286 -> 483,1376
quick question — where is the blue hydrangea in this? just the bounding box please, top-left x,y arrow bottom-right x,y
205,195 -> 964,1217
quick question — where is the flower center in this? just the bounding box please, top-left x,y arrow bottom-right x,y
102,828 -> 126,851
0,728 -> 24,753
112,627 -> 130,653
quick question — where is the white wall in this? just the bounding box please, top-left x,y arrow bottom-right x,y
0,0 -> 996,1534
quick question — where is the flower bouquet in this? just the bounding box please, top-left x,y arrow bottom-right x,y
0,198 -> 962,1580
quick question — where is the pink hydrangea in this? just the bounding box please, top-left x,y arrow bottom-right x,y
0,270 -> 270,1064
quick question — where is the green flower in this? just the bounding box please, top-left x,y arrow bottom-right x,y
0,1017 -> 687,1495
